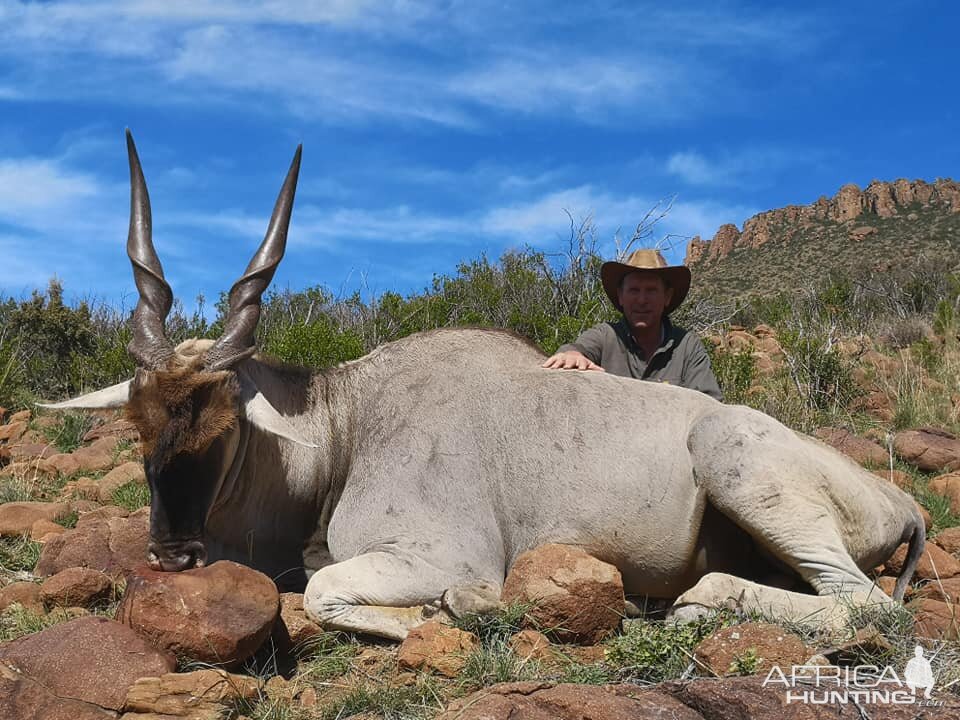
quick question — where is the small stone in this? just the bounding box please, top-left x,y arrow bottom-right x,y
397,620 -> 479,677
40,567 -> 114,609
509,629 -> 555,662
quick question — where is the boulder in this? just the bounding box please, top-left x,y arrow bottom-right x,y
885,541 -> 960,580
0,501 -> 71,537
916,576 -> 960,604
96,461 -> 146,503
894,428 -> 960,472
116,560 -> 280,666
501,543 -> 624,644
813,428 -> 888,467
934,527 -> 960,555
0,663 -> 115,720
0,580 -> 43,613
40,567 -> 114,609
910,598 -> 960,641
437,682 -> 702,720
36,508 -> 150,579
693,622 -> 815,677
929,472 -> 960,515
9,409 -> 31,424
123,669 -> 259,717
397,620 -> 479,677
0,616 -> 174,712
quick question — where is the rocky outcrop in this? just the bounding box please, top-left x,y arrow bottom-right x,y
685,178 -> 960,266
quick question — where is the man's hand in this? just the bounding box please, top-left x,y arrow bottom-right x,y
541,350 -> 605,371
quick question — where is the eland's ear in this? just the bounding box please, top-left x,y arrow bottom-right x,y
38,380 -> 132,410
236,370 -> 319,448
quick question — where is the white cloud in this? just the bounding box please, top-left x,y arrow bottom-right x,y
0,158 -> 100,220
0,2 -> 825,128
666,151 -> 720,186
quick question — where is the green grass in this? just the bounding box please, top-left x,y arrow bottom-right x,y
451,601 -> 532,646
111,480 -> 151,511
0,534 -> 41,573
604,612 -> 735,683
297,632 -> 358,681
56,510 -> 79,528
319,680 -> 444,720
458,643 -> 540,689
36,411 -> 93,453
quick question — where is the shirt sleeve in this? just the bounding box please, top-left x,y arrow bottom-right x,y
556,324 -> 606,365
683,336 -> 724,401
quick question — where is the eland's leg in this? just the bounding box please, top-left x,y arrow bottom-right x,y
687,407 -> 886,600
667,572 -> 875,630
303,550 -> 467,641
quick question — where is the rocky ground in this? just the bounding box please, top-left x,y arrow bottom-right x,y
1,327 -> 960,719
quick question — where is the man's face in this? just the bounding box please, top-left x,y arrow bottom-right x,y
617,272 -> 672,332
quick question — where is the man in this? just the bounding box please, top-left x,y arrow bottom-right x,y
542,249 -> 722,400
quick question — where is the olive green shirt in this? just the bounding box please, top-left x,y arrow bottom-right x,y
558,317 -> 723,401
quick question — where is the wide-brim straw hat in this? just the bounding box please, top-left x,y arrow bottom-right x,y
600,249 -> 691,314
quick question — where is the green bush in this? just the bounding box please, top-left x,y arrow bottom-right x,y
709,347 -> 757,405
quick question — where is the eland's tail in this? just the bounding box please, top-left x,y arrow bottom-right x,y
892,506 -> 925,602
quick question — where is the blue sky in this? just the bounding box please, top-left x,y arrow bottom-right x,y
0,0 -> 957,313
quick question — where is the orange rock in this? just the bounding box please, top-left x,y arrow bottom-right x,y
910,598 -> 960,641
886,542 -> 960,580
397,621 -> 479,677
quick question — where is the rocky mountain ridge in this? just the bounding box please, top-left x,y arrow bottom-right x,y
685,178 -> 960,267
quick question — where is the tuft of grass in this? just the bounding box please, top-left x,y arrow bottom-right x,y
319,679 -> 443,720
452,601 -> 532,647
111,481 -> 151,511
0,603 -> 53,642
458,643 -> 540,689
554,658 -> 615,685
0,534 -> 42,573
37,411 -> 93,453
297,631 -> 358,682
56,510 -> 79,529
0,476 -> 34,504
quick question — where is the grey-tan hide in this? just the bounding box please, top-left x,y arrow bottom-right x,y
179,328 -> 920,640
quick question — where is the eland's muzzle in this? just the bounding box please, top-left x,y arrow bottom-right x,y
147,539 -> 208,572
